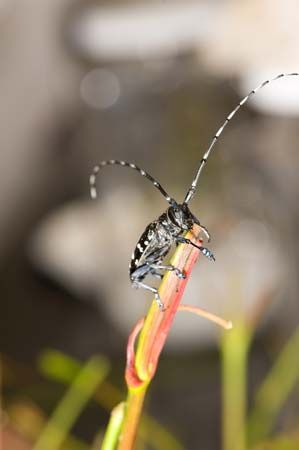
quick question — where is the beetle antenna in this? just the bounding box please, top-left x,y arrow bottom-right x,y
90,160 -> 176,205
184,72 -> 299,204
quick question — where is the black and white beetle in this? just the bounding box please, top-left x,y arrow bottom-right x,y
90,72 -> 299,310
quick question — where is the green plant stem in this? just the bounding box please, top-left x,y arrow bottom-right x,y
102,403 -> 126,450
221,321 -> 251,450
247,325 -> 299,447
33,356 -> 109,450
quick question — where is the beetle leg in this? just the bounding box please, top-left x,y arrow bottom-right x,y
176,236 -> 215,261
148,263 -> 186,279
131,279 -> 165,310
149,268 -> 163,280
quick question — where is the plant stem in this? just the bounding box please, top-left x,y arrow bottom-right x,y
102,403 -> 126,450
103,225 -> 231,450
247,325 -> 299,446
39,350 -> 185,450
221,321 -> 251,450
117,387 -> 147,450
33,356 -> 109,450
115,226 -> 203,449
135,226 -> 203,381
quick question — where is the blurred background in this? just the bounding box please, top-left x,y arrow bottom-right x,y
1,1 -> 299,449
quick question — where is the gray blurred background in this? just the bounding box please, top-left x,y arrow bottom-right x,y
1,1 -> 299,449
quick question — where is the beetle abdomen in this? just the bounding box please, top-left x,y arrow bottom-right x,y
129,220 -> 172,276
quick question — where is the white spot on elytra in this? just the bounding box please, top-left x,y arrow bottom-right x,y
135,259 -> 139,264
144,240 -> 149,245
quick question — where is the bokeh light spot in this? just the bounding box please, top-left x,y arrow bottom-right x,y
80,68 -> 121,110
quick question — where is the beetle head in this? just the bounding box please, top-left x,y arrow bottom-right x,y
167,203 -> 200,230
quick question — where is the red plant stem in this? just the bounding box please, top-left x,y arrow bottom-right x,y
135,225 -> 203,381
125,317 -> 145,388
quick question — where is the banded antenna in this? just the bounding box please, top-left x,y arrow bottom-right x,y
90,159 -> 176,206
184,72 -> 299,204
